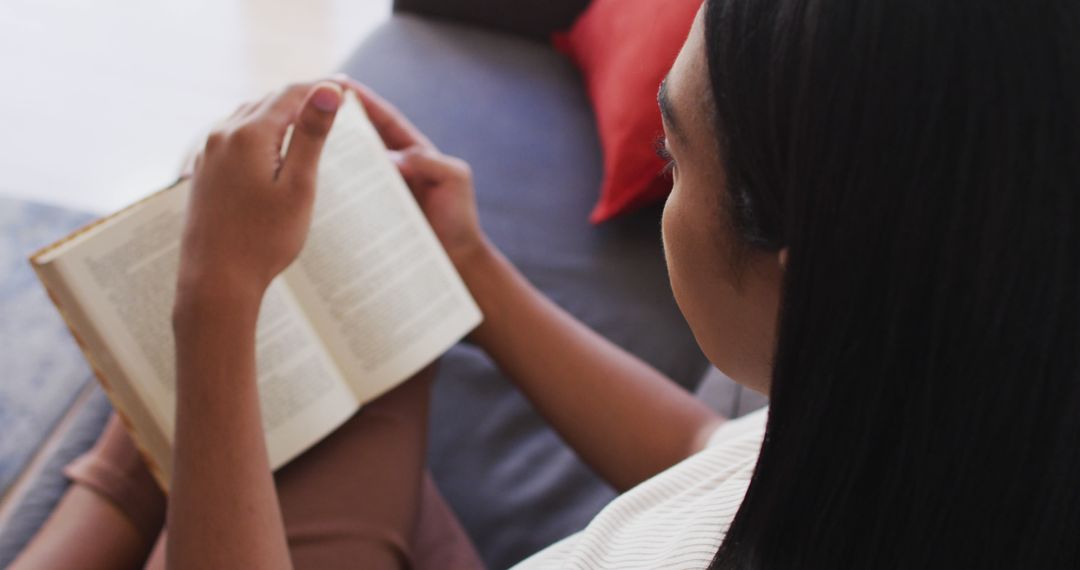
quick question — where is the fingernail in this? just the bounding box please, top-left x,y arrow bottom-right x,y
311,84 -> 342,113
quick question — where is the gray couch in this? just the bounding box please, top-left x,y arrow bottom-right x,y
0,2 -> 766,567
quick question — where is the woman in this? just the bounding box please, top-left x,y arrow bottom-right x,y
14,0 -> 1079,567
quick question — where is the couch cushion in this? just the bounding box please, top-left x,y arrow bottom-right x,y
341,15 -> 709,568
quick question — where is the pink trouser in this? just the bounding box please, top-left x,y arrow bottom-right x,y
64,366 -> 485,569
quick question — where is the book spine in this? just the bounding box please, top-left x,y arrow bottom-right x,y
33,271 -> 169,492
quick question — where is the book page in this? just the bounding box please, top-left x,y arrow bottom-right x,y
284,92 -> 483,403
53,182 -> 359,472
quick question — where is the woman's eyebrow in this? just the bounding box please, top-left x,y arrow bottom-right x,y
658,76 -> 684,140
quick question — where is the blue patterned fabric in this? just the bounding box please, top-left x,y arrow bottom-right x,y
0,197 -> 95,496
0,387 -> 111,569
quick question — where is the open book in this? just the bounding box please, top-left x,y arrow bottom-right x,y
30,92 -> 483,491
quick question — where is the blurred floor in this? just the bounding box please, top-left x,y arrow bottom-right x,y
0,0 -> 392,214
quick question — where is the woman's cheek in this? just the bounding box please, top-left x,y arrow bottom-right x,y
661,176 -> 740,367
661,183 -> 694,313
660,174 -> 684,256
660,185 -> 679,272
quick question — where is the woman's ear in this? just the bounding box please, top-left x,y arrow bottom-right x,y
778,248 -> 789,270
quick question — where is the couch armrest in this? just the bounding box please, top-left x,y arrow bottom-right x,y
392,0 -> 590,41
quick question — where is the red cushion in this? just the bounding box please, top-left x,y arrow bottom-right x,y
554,0 -> 701,223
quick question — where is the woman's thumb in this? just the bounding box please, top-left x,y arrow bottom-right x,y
282,82 -> 342,185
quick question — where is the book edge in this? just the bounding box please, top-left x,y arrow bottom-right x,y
30,260 -> 172,492
29,177 -> 187,266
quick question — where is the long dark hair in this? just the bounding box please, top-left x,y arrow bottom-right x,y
704,0 -> 1080,566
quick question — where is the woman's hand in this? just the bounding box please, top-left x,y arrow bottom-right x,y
175,81 -> 343,312
335,76 -> 489,269
169,81 -> 344,570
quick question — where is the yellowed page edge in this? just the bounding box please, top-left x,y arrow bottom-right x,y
31,259 -> 173,490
